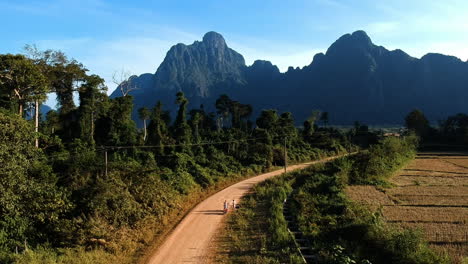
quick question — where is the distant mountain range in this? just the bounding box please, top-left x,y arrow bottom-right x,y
110,30 -> 468,125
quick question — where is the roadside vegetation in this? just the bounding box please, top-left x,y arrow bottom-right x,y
216,136 -> 450,264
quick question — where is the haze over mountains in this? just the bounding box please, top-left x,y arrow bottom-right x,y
111,30 -> 468,125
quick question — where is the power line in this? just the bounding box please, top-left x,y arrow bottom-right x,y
96,133 -> 296,151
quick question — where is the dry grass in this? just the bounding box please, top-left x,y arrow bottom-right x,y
345,186 -> 394,206
391,194 -> 468,206
386,186 -> 468,196
444,158 -> 468,168
392,222 -> 468,242
431,244 -> 468,264
391,175 -> 468,186
404,158 -> 468,174
382,206 -> 468,223
347,151 -> 468,263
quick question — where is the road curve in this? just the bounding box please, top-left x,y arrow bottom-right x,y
145,156 -> 341,264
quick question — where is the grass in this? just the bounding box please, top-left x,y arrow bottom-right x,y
211,175 -> 303,264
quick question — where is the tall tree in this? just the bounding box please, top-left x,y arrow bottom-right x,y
0,54 -> 47,117
320,111 -> 329,127
147,101 -> 168,155
78,74 -> 108,145
138,107 -> 151,142
302,110 -> 320,142
215,94 -> 232,130
173,92 -> 191,151
0,54 -> 47,148
405,109 -> 430,138
256,109 -> 279,132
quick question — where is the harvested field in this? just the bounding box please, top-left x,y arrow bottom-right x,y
347,151 -> 468,263
393,222 -> 468,242
386,186 -> 468,197
391,194 -> 468,206
404,158 -> 468,174
383,206 -> 468,223
345,186 -> 394,206
392,175 -> 468,186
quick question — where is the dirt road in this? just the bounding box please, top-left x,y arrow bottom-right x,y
144,156 -> 342,264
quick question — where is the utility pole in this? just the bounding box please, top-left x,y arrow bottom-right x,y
105,150 -> 108,177
284,137 -> 287,173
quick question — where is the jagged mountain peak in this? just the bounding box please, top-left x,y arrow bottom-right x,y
112,30 -> 468,126
249,60 -> 280,75
351,30 -> 372,43
202,31 -> 226,47
251,60 -> 276,69
326,30 -> 375,56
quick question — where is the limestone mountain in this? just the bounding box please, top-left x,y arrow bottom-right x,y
111,30 -> 468,125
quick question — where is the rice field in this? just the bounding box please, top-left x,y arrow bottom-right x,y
345,186 -> 395,206
346,151 -> 468,263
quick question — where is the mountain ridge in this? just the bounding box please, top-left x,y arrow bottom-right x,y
111,30 -> 468,125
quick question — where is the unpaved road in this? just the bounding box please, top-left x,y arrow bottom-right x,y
145,156 -> 341,264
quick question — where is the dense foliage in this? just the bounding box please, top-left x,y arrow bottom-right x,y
347,135 -> 418,185
0,49 -> 353,263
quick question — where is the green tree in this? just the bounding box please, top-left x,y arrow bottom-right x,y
0,54 -> 47,117
173,92 -> 192,152
256,109 -> 279,132
320,111 -> 329,127
147,101 -> 168,155
77,74 -> 108,145
0,54 -> 48,148
303,110 -> 320,142
95,96 -> 137,146
215,94 -> 232,130
0,112 -> 70,253
405,109 -> 430,138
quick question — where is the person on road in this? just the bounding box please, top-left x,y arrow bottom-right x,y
232,199 -> 236,210
223,200 -> 228,214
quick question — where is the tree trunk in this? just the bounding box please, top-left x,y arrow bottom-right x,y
35,100 -> 39,148
19,103 -> 23,117
143,119 -> 147,141
91,111 -> 95,143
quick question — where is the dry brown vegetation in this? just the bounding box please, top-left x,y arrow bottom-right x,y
345,186 -> 395,205
346,152 -> 468,263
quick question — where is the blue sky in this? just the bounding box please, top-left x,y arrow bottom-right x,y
1,0 -> 468,106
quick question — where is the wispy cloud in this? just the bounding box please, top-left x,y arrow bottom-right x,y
367,21 -> 399,35
0,0 -> 107,17
314,0 -> 348,9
